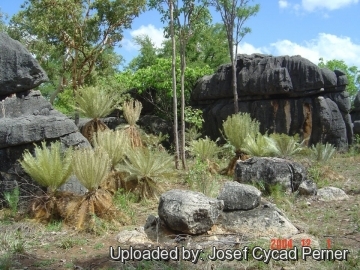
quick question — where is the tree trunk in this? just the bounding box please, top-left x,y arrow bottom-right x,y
180,43 -> 187,170
170,0 -> 179,169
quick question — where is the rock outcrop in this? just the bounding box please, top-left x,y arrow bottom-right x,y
351,91 -> 360,136
234,157 -> 308,192
0,32 -> 48,97
0,33 -> 89,206
191,54 -> 353,149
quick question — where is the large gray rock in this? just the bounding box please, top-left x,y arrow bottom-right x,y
234,157 -> 307,192
217,181 -> 261,210
0,91 -> 90,206
0,33 -> 48,96
191,54 -> 353,149
217,201 -> 299,238
158,189 -> 224,235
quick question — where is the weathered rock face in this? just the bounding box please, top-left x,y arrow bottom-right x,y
217,181 -> 261,210
158,189 -> 224,235
191,54 -> 353,149
0,33 -> 48,97
0,91 -> 90,205
234,157 -> 308,192
0,34 -> 89,206
351,90 -> 360,135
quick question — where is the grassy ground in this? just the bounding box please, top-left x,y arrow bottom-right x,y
0,152 -> 359,270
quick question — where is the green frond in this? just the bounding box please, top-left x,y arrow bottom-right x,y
242,133 -> 275,157
222,113 -> 260,151
310,142 -> 336,162
72,147 -> 111,191
117,148 -> 176,182
92,129 -> 129,168
189,137 -> 221,161
267,133 -> 304,158
74,86 -> 118,119
19,141 -> 73,193
123,99 -> 142,126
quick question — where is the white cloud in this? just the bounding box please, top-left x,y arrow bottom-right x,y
279,0 -> 289,8
301,0 -> 359,11
268,33 -> 360,67
237,42 -> 269,55
130,24 -> 165,49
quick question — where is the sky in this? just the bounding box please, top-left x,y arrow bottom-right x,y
1,0 -> 360,69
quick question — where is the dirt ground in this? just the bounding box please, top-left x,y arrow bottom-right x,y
1,154 -> 359,270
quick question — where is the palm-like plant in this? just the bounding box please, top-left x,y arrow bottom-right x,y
92,130 -> 129,169
120,99 -> 143,148
242,133 -> 275,157
221,113 -> 260,175
67,147 -> 121,230
19,141 -> 73,222
189,137 -> 221,161
75,86 -> 118,143
310,142 -> 336,162
267,133 -> 304,158
117,148 -> 176,200
19,141 -> 73,194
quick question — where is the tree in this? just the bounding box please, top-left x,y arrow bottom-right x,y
127,35 -> 159,71
173,0 -> 211,169
10,0 -> 146,123
209,0 -> 259,113
0,9 -> 7,32
318,58 -> 360,101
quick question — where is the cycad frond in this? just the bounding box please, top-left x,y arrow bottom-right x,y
268,133 -> 304,158
72,147 -> 111,191
123,99 -> 142,126
222,113 -> 260,151
74,86 -> 118,119
242,133 -> 275,157
92,130 -> 129,168
310,142 -> 336,162
19,141 -> 73,193
189,137 -> 221,161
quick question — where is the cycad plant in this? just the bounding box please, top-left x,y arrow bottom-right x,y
65,147 -> 122,230
267,133 -> 304,158
310,142 -> 336,163
19,141 -> 73,221
120,99 -> 143,148
75,86 -> 118,144
92,129 -> 130,193
188,137 -> 221,174
117,148 -> 176,200
242,132 -> 275,157
221,112 -> 260,175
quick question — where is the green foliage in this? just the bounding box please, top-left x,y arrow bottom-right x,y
118,148 -> 175,182
127,35 -> 158,71
318,58 -> 360,101
242,132 -> 274,157
184,106 -> 204,129
92,130 -> 129,168
74,86 -> 119,119
310,142 -> 336,163
72,147 -> 111,191
222,112 -> 260,151
117,58 -> 212,119
3,187 -> 19,215
53,88 -> 74,116
267,133 -> 304,158
113,189 -> 137,224
19,141 -> 73,193
186,159 -> 220,198
188,137 -> 221,161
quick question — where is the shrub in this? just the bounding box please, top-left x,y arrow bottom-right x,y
120,99 -> 143,148
188,137 -> 221,161
310,142 -> 336,162
19,141 -> 73,193
267,133 -> 304,158
242,132 -> 275,157
117,148 -> 176,200
222,112 -> 260,152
